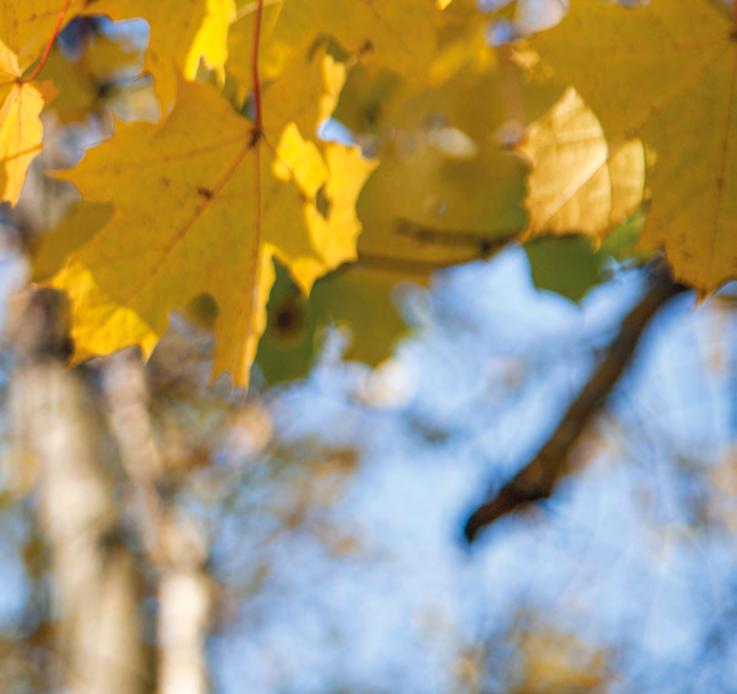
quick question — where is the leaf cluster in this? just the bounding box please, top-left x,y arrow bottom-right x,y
1,0 -> 730,384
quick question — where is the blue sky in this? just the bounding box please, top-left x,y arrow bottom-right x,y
205,247 -> 737,693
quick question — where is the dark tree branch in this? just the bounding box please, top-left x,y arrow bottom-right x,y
463,264 -> 688,543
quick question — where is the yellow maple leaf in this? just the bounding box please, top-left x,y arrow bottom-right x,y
325,6 -> 566,275
46,80 -> 375,386
357,137 -> 527,272
531,0 -> 737,291
519,86 -> 645,241
0,40 -> 53,205
344,63 -> 560,273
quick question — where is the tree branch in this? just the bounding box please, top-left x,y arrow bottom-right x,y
463,265 -> 687,543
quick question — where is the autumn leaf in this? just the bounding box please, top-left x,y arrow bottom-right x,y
0,40 -> 53,205
342,63 -> 560,272
531,0 -> 737,292
356,136 -> 526,271
329,6 -> 562,274
525,212 -> 651,302
526,235 -> 605,302
519,86 -> 645,241
306,266 -> 413,367
45,80 -> 375,385
257,262 -> 413,383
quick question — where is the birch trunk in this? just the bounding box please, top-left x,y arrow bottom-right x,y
102,350 -> 212,694
7,289 -> 148,694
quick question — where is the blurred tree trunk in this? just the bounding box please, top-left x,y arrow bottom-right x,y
156,518 -> 212,694
103,350 -> 213,694
7,289 -> 149,694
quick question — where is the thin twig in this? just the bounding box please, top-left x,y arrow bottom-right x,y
463,264 -> 688,543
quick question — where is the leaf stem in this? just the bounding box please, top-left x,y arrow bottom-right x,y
251,0 -> 264,135
23,0 -> 71,83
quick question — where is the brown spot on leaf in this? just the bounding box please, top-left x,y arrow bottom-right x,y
271,297 -> 305,340
315,185 -> 332,220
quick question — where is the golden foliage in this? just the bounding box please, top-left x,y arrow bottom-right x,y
531,0 -> 737,290
1,0 -> 736,383
49,80 -> 373,384
519,86 -> 645,241
0,40 -> 51,204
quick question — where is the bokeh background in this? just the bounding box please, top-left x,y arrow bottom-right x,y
3,1 -> 737,692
